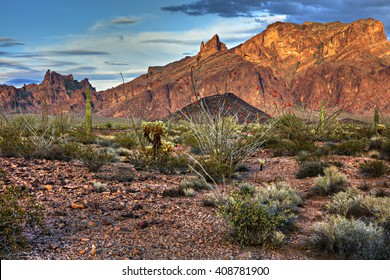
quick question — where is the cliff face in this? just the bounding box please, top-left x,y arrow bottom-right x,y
0,70 -> 101,114
2,18 -> 390,119
98,18 -> 390,119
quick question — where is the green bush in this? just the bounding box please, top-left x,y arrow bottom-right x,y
259,181 -> 303,212
79,146 -> 115,172
327,190 -> 390,222
307,215 -> 387,259
0,181 -> 45,257
0,126 -> 26,157
271,139 -> 316,157
379,138 -> 390,160
310,166 -> 348,196
332,139 -> 367,156
238,182 -> 257,196
296,161 -> 330,179
179,177 -> 213,192
218,191 -> 288,246
218,182 -> 301,246
187,111 -> 267,183
202,193 -> 219,207
359,160 -> 388,178
113,132 -> 138,149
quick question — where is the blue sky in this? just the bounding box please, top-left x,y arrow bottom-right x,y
1,0 -> 389,90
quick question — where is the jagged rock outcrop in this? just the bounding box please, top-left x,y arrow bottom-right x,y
0,70 -> 102,114
197,34 -> 227,60
2,18 -> 390,119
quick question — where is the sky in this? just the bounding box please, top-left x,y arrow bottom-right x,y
1,0 -> 390,91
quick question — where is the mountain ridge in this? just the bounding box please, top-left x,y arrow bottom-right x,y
1,18 -> 389,119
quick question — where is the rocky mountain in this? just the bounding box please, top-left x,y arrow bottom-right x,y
0,70 -> 101,114
98,18 -> 390,119
2,18 -> 390,120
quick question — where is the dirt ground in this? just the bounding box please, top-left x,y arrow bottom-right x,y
1,150 -> 389,260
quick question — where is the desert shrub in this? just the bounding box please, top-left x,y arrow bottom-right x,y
259,181 -> 303,212
359,160 -> 388,178
37,142 -> 81,161
162,187 -> 185,198
332,139 -> 367,156
69,128 -> 96,144
186,110 -> 267,183
328,123 -> 374,142
0,126 -> 26,157
310,166 -> 348,196
202,193 -> 219,207
327,190 -> 390,222
271,139 -> 316,157
0,181 -> 45,257
112,132 -> 139,149
378,138 -> 390,160
368,136 -> 385,151
191,156 -> 232,183
238,182 -> 257,196
273,114 -> 312,143
218,182 -> 301,246
296,161 -> 330,179
79,146 -> 115,172
307,215 -> 387,259
218,190 -> 289,246
179,177 -> 213,192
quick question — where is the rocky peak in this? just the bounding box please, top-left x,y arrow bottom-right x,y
197,34 -> 227,59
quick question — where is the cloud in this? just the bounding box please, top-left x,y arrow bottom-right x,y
104,61 -> 130,66
69,66 -> 98,72
0,60 -> 32,71
141,38 -> 200,45
161,0 -> 390,36
91,16 -> 138,31
111,17 -> 138,25
6,78 -> 40,85
0,37 -> 24,48
47,50 -> 110,56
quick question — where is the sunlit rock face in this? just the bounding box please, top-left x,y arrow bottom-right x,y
2,18 -> 390,119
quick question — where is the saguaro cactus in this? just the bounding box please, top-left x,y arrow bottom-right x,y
319,100 -> 326,131
374,108 -> 379,134
85,85 -> 92,135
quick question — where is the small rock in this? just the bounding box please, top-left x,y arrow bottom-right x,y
102,218 -> 114,226
49,242 -> 57,250
121,212 -> 140,219
137,221 -> 149,229
88,221 -> 97,227
133,204 -> 143,211
90,245 -> 96,256
71,201 -> 86,209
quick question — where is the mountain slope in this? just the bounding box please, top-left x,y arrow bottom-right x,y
98,18 -> 390,119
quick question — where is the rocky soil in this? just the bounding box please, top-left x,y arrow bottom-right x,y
1,149 -> 389,260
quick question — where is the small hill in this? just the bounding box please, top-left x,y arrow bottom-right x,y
166,92 -> 271,123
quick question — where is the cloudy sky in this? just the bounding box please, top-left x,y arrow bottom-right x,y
1,0 -> 389,90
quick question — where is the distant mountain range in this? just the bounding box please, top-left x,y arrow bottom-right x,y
1,18 -> 389,120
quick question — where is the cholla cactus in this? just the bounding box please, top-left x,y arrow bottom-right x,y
141,121 -> 167,158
